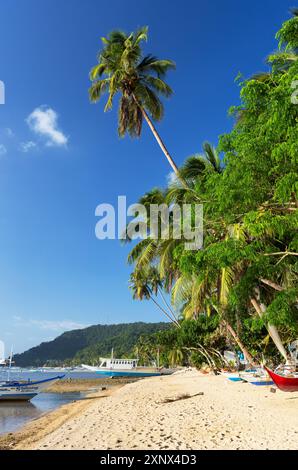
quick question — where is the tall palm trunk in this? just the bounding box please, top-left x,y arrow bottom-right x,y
132,93 -> 180,176
158,288 -> 179,324
140,106 -> 179,174
149,295 -> 180,328
222,320 -> 257,365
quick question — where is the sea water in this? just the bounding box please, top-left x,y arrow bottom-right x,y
0,370 -> 100,435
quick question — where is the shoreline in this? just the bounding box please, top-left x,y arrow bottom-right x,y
1,369 -> 297,450
0,383 -> 124,450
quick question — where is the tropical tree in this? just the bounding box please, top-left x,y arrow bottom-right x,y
126,13 -> 298,367
168,347 -> 184,367
127,188 -> 257,364
129,267 -> 180,327
89,27 -> 179,174
178,141 -> 222,186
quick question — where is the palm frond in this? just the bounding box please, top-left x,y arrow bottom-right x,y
219,267 -> 234,307
171,274 -> 193,305
202,142 -> 221,172
89,64 -> 107,80
127,239 -> 154,264
89,78 -> 111,103
178,155 -> 207,183
135,84 -> 164,121
137,56 -> 176,77
159,239 -> 178,279
134,26 -> 148,45
141,76 -> 173,97
227,223 -> 246,242
135,239 -> 158,270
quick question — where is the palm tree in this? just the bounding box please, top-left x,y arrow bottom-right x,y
129,267 -> 180,327
89,27 -> 179,174
178,141 -> 222,186
171,267 -> 257,365
168,347 -> 184,367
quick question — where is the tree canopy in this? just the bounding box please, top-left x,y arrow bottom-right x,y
128,13 -> 298,367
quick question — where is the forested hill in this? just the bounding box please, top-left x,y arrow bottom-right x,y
14,322 -> 170,367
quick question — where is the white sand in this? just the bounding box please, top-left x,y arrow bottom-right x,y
26,370 -> 298,450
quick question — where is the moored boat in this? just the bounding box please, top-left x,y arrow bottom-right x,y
221,372 -> 243,382
82,357 -> 172,378
240,374 -> 273,386
264,366 -> 298,392
0,375 -> 65,401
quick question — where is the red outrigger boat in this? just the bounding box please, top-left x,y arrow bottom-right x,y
265,366 -> 298,392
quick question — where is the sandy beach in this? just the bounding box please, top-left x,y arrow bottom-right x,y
43,377 -> 139,393
1,369 -> 297,451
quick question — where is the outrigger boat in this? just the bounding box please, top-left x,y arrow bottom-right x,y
222,369 -> 273,385
0,375 -> 65,401
264,341 -> 298,392
82,359 -> 171,378
240,372 -> 273,386
264,367 -> 298,392
82,351 -> 173,378
0,347 -> 65,401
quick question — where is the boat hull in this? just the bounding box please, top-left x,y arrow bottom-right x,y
0,393 -> 37,401
0,375 -> 65,401
264,367 -> 298,392
241,378 -> 273,386
95,370 -> 163,378
82,364 -> 172,378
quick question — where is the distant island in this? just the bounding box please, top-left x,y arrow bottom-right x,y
14,322 -> 170,367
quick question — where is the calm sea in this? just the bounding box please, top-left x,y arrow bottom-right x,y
0,370 -> 100,435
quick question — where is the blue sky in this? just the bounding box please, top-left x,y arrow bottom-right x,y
0,0 -> 293,353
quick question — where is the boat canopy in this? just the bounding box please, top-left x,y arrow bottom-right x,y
99,358 -> 138,370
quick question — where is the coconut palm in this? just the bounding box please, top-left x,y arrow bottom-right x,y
129,267 -> 179,327
179,142 -> 222,183
165,141 -> 222,204
168,347 -> 184,367
89,27 -> 179,174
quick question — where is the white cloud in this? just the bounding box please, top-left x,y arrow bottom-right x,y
0,144 -> 7,156
30,320 -> 88,332
13,315 -> 88,332
19,141 -> 37,153
26,106 -> 68,147
167,171 -> 178,186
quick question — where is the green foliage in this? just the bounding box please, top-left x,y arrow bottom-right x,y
89,27 -> 175,137
127,14 -> 298,363
135,316 -> 226,368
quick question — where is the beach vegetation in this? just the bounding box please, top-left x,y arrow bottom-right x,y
128,12 -> 298,368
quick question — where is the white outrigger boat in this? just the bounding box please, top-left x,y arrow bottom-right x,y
0,375 -> 65,401
0,348 -> 65,401
82,352 -> 172,378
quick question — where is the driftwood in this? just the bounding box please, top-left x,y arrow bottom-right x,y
160,392 -> 204,404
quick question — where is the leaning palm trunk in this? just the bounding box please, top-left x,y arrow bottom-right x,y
140,106 -> 179,174
158,288 -> 180,324
250,298 -> 289,362
131,93 -> 181,177
149,295 -> 180,328
222,320 -> 257,366
182,346 -> 216,371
